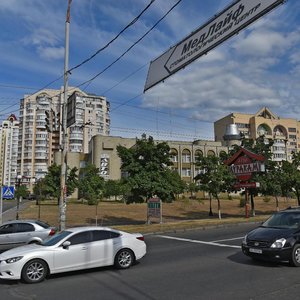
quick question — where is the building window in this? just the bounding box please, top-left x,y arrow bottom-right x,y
236,123 -> 250,128
182,149 -> 191,163
288,128 -> 297,132
207,150 -> 215,156
194,150 -> 203,161
289,135 -> 297,140
170,149 -> 178,162
182,168 -> 191,177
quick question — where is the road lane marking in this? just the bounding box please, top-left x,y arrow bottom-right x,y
156,235 -> 241,249
212,237 -> 244,243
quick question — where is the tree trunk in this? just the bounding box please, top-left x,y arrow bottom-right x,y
250,193 -> 255,217
216,196 -> 221,220
275,195 -> 279,211
209,193 -> 213,216
297,190 -> 300,206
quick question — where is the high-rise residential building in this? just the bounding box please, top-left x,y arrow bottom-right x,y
18,87 -> 110,190
214,107 -> 300,162
0,114 -> 19,187
67,91 -> 110,153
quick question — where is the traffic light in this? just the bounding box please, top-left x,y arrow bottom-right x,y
45,110 -> 52,132
52,110 -> 60,131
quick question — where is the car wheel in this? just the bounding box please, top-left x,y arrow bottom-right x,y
290,244 -> 300,267
114,249 -> 134,269
21,259 -> 48,283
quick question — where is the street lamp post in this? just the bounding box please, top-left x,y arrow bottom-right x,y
16,175 -> 22,220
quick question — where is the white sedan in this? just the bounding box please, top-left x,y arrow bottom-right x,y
0,226 -> 146,283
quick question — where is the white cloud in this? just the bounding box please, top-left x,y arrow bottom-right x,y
37,46 -> 64,60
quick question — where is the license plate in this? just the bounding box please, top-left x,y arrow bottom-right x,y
249,248 -> 262,254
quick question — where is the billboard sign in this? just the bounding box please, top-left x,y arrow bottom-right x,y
147,197 -> 162,224
144,0 -> 285,91
230,156 -> 264,181
67,95 -> 76,128
100,154 -> 110,179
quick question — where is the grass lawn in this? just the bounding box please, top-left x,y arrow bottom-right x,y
18,196 -> 299,233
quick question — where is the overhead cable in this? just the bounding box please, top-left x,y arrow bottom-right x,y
68,0 -> 156,73
77,0 -> 183,89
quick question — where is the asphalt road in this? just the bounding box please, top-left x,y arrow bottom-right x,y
1,223 -> 300,300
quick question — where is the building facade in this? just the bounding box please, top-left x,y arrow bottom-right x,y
18,87 -> 110,190
88,135 -> 229,183
0,114 -> 19,187
214,107 -> 300,162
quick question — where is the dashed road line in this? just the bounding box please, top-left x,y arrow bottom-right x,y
156,235 -> 241,249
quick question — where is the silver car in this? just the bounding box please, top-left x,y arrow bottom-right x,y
0,220 -> 56,251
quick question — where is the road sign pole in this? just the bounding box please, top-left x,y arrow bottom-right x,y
0,186 -> 3,225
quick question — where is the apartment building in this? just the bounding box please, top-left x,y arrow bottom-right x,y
214,107 -> 300,162
0,114 -> 19,187
18,87 -> 110,190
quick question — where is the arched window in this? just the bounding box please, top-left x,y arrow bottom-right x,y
219,150 -> 227,159
182,149 -> 191,163
170,148 -> 178,163
207,150 -> 215,157
194,149 -> 203,161
273,125 -> 287,139
257,124 -> 271,136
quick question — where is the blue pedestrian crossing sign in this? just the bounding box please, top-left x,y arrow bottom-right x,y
2,186 -> 15,199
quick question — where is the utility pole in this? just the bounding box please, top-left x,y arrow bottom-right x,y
59,0 -> 72,231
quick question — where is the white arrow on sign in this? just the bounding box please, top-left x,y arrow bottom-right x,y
144,0 -> 285,92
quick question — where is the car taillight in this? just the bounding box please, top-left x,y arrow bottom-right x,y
136,236 -> 144,242
49,229 -> 56,236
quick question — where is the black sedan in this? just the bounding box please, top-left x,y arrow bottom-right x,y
242,207 -> 300,266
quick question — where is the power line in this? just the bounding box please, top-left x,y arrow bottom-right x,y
0,1 -> 157,118
0,0 -> 184,126
0,83 -> 38,90
110,126 -> 214,140
68,0 -> 156,73
101,63 -> 148,96
78,0 -> 183,90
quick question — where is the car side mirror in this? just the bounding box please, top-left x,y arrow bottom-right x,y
62,241 -> 71,249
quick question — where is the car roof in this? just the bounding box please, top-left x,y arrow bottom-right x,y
65,226 -> 122,234
2,219 -> 41,225
283,207 -> 300,212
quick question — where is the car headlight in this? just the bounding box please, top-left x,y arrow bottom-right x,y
271,238 -> 286,249
5,256 -> 23,264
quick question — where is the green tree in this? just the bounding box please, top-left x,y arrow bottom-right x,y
78,163 -> 104,205
78,163 -> 105,225
103,180 -> 123,201
281,153 -> 300,206
15,184 -> 29,200
195,155 -> 235,219
186,182 -> 199,199
42,163 -> 78,203
117,134 -> 185,203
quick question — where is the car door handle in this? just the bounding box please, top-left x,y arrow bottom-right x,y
82,247 -> 87,250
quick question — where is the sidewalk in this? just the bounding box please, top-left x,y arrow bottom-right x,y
2,200 -> 32,223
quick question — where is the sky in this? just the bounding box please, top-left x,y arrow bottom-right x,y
0,0 -> 299,142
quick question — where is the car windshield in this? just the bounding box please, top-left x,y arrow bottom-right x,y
262,212 -> 300,229
41,231 -> 72,246
34,220 -> 50,229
